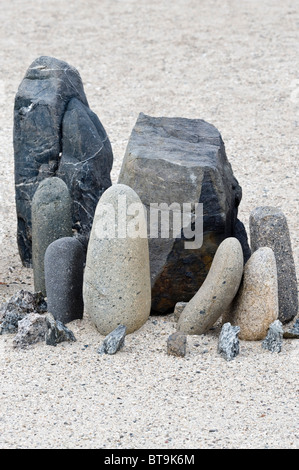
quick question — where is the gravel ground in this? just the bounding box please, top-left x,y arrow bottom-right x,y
0,0 -> 298,449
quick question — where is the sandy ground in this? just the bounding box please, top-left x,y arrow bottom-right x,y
0,0 -> 298,449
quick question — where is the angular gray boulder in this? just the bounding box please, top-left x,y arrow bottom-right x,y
118,113 -> 250,313
14,56 -> 113,266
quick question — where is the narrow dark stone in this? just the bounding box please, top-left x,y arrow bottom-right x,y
45,237 -> 85,324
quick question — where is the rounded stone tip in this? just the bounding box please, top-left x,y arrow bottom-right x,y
33,177 -> 70,204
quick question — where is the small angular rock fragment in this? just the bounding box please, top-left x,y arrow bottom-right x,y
167,332 -> 187,357
283,318 -> 299,339
0,290 -> 47,334
98,325 -> 127,355
173,302 -> 188,322
262,320 -> 284,353
217,322 -> 240,361
12,312 -> 48,349
45,313 -> 76,346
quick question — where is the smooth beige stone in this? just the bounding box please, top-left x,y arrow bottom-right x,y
223,247 -> 279,340
177,237 -> 244,335
83,184 -> 151,335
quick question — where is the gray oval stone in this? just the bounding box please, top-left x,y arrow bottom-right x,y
44,237 -> 85,324
177,237 -> 244,335
83,184 -> 151,335
223,247 -> 279,340
32,177 -> 73,295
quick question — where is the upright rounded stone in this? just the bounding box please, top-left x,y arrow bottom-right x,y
32,177 -> 72,295
177,237 -> 244,335
83,184 -> 151,335
249,206 -> 298,323
223,247 -> 279,340
44,237 -> 85,324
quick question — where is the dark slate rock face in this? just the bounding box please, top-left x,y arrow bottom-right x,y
118,113 -> 249,313
44,237 -> 85,324
57,97 -> 113,248
250,206 -> 298,324
14,56 -> 113,266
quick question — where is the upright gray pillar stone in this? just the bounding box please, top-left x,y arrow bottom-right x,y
44,237 -> 85,324
32,177 -> 72,295
249,206 -> 298,323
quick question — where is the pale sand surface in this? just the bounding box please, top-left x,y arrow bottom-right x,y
0,0 -> 298,449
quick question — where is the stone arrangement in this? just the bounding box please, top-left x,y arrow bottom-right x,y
1,57 -> 298,360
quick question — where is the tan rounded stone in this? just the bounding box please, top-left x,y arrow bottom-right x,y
223,247 -> 279,340
83,184 -> 151,335
177,237 -> 244,335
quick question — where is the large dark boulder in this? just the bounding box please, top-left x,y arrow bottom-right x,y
13,56 -> 113,266
118,113 -> 250,314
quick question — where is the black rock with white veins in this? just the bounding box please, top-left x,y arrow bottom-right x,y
217,322 -> 240,361
14,56 -> 113,266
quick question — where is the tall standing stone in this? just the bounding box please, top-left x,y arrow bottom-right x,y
44,237 -> 85,324
83,184 -> 151,335
249,206 -> 298,323
32,177 -> 72,295
118,113 -> 250,314
14,56 -> 113,266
